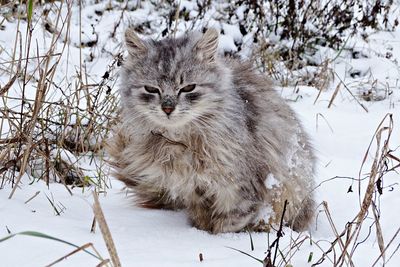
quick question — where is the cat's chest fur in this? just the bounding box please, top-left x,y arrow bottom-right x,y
134,128 -> 241,212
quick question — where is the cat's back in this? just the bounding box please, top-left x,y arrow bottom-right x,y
226,57 -> 314,181
225,57 -> 298,136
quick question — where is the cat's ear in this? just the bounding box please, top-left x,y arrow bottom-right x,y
125,28 -> 147,57
194,28 -> 219,63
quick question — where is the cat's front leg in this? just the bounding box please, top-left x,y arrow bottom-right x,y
133,183 -> 185,210
187,199 -> 260,234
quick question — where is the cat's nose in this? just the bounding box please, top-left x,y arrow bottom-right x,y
162,106 -> 175,115
161,97 -> 176,115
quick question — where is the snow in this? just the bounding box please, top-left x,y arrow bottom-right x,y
1,1 -> 400,266
265,174 -> 280,190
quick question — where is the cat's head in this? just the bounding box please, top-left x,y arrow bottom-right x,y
120,28 -> 230,128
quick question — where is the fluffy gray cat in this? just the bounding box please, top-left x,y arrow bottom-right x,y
107,28 -> 316,233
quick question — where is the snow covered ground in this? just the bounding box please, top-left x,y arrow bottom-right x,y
1,1 -> 400,266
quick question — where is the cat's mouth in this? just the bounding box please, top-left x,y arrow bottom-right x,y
162,106 -> 175,116
163,109 -> 173,120
152,111 -> 191,128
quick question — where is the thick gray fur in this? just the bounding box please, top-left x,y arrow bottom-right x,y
107,28 -> 316,233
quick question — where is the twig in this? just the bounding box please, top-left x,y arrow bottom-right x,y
371,226 -> 400,267
334,73 -> 368,113
322,201 -> 355,267
264,200 -> 288,266
45,243 -> 99,267
24,191 -> 40,204
327,82 -> 341,108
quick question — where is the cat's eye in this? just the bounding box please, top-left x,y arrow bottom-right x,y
144,86 -> 160,94
179,84 -> 196,94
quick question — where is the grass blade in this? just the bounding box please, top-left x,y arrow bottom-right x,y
0,231 -> 100,260
225,246 -> 263,264
27,0 -> 34,24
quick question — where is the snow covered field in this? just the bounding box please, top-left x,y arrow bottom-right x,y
1,1 -> 400,266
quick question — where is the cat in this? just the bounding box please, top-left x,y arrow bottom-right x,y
106,28 -> 316,233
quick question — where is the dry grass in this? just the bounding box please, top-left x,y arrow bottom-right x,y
312,114 -> 399,267
0,0 -> 120,195
92,191 -> 121,267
